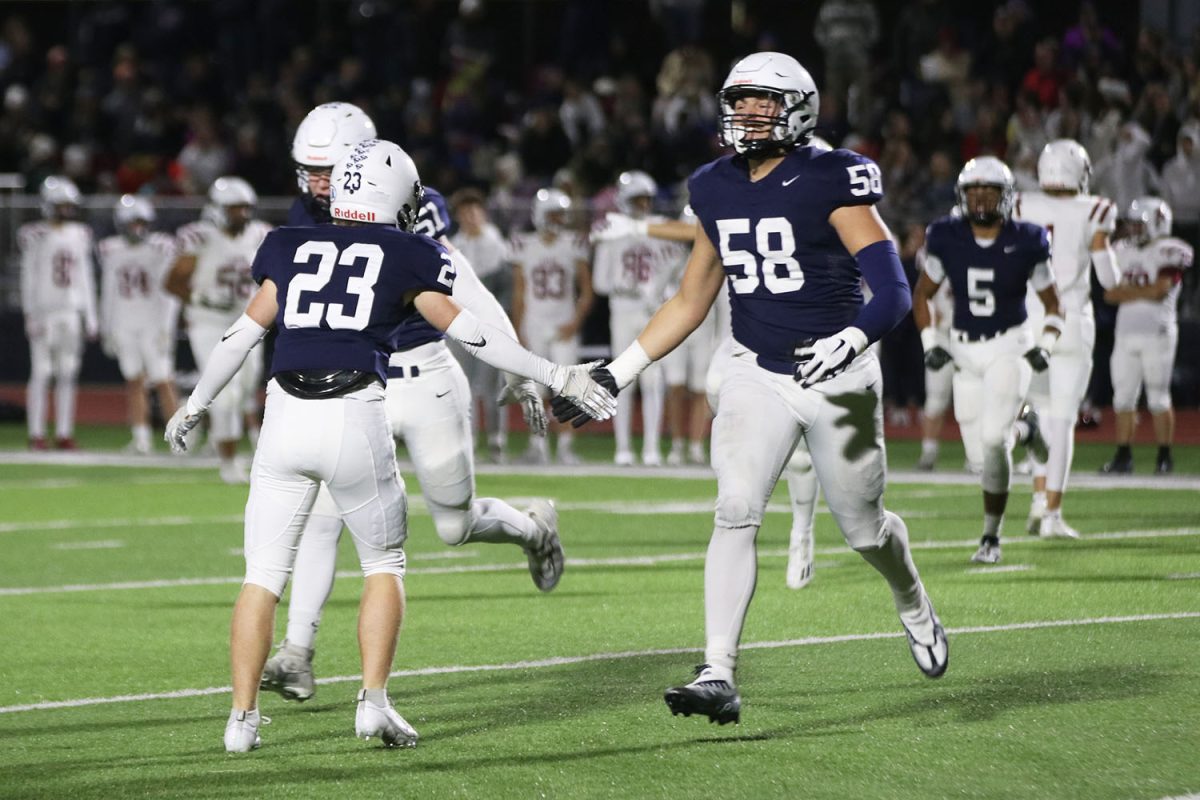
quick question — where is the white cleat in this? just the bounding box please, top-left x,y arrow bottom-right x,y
971,538 -> 1002,564
219,459 -> 250,485
786,527 -> 814,590
355,690 -> 418,747
557,447 -> 582,466
687,442 -> 707,465
1026,495 -> 1047,535
525,499 -> 564,592
1040,514 -> 1080,539
260,640 -> 316,702
902,595 -> 949,679
665,448 -> 684,466
615,450 -> 637,467
224,708 -> 264,753
642,451 -> 663,467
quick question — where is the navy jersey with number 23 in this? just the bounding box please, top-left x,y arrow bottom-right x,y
251,224 -> 455,382
688,145 -> 884,373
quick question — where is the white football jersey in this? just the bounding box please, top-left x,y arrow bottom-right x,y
1113,236 -> 1193,337
1014,191 -> 1117,310
18,221 -> 97,324
177,219 -> 272,321
98,233 -> 179,334
592,217 -> 687,316
509,230 -> 589,328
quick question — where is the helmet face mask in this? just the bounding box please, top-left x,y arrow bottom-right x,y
329,138 -> 423,231
616,170 -> 657,218
207,176 -> 257,233
40,176 -> 81,221
718,52 -> 818,157
114,194 -> 154,242
956,157 -> 1015,226
292,102 -> 377,208
1126,196 -> 1172,245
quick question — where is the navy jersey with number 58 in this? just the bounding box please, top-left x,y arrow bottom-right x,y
923,216 -> 1050,337
688,145 -> 884,371
251,225 -> 455,381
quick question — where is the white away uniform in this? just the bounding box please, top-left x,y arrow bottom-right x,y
98,233 -> 180,383
510,230 -> 588,365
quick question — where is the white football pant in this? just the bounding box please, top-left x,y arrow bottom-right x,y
26,309 -> 84,440
1027,308 -> 1094,494
610,311 -> 663,460
1111,331 -> 1177,413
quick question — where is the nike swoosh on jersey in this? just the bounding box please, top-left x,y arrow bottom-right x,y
435,390 -> 451,398
461,336 -> 487,348
1004,245 -> 1017,253
221,332 -> 233,342
782,176 -> 800,186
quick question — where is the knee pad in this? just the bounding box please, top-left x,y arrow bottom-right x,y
430,503 -> 472,546
714,493 -> 759,529
851,509 -> 905,553
243,565 -> 290,599
1146,387 -> 1172,414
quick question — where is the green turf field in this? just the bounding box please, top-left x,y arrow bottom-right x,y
1,425 -> 1198,799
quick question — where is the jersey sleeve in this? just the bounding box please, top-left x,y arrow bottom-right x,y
398,234 -> 456,296
414,187 -> 453,240
1032,223 -> 1052,263
1087,196 -> 1117,237
176,222 -> 208,256
822,149 -> 884,211
921,223 -> 947,283
250,231 -> 281,285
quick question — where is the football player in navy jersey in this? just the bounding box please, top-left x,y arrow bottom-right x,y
164,139 -> 615,753
289,102 -> 377,226
260,106 -> 555,705
913,157 -> 1062,565
556,52 -> 947,724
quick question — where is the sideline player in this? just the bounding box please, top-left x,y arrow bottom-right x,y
1102,197 -> 1192,474
559,52 -> 947,724
913,158 -> 1060,564
164,139 -> 615,752
592,170 -> 680,466
166,176 -> 271,483
510,188 -> 594,464
1013,140 -> 1121,537
261,105 -> 556,703
18,176 -> 97,450
98,195 -> 181,453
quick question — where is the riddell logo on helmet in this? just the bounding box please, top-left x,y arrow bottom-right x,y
333,207 -> 375,222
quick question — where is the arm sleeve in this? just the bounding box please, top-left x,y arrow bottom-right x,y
444,307 -> 562,390
850,239 -> 912,344
1090,245 -> 1120,290
186,314 -> 269,414
448,248 -> 519,341
79,230 -> 99,334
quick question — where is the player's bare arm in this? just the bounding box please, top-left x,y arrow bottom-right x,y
164,254 -> 197,303
1089,229 -> 1121,288
829,203 -> 892,254
911,270 -> 940,332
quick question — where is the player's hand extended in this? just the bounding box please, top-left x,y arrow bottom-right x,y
1023,346 -> 1050,372
794,327 -> 868,388
497,378 -> 548,438
551,362 -> 619,428
589,212 -> 647,244
164,404 -> 206,454
924,345 -> 952,371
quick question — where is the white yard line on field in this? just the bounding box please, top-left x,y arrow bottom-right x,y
1,527 -> 1197,597
965,564 -> 1035,574
51,540 -> 125,550
1,611 -> 1197,715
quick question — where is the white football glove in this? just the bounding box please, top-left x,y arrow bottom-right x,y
549,361 -> 618,420
589,212 -> 648,244
794,327 -> 868,388
497,378 -> 548,438
164,404 -> 206,454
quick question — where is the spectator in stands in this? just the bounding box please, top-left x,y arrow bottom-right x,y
175,108 -> 231,194
1094,121 -> 1160,213
814,0 -> 879,128
1021,38 -> 1063,109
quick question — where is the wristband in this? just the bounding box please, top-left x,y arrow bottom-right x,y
607,340 -> 652,389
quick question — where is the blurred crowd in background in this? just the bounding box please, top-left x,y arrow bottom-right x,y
2,0 -> 1199,416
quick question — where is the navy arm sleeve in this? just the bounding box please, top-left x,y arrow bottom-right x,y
851,239 -> 911,344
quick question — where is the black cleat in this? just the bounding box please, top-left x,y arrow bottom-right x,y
664,664 -> 741,725
1156,454 -> 1173,475
1100,454 -> 1134,474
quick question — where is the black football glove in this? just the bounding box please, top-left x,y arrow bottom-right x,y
551,365 -> 620,428
924,345 -> 952,371
1023,346 -> 1050,373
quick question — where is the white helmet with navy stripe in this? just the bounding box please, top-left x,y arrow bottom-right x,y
956,156 -> 1015,225
329,138 -> 423,230
718,52 -> 819,157
616,170 -> 657,216
1038,139 -> 1091,194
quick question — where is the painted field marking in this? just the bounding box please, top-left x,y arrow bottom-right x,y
1,611 -> 1197,715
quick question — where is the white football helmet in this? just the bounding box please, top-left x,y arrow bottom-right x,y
616,170 -> 657,217
40,175 -> 81,219
956,157 -> 1015,225
531,188 -> 572,233
1038,139 -> 1091,194
113,194 -> 155,239
1126,196 -> 1172,245
718,51 -> 819,156
206,176 -> 256,230
329,138 -> 423,230
292,102 -> 377,188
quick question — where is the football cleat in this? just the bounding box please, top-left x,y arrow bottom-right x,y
355,690 -> 418,747
556,447 -> 582,466
615,450 -> 636,467
219,459 -> 250,485
786,527 -> 814,590
687,442 -> 707,465
525,500 -> 564,592
1026,494 -> 1046,535
1155,453 -> 1173,475
514,445 -> 550,465
903,597 -> 949,679
28,437 -> 47,451
55,437 -> 78,451
665,448 -> 684,467
916,449 -> 937,472
1016,404 -> 1048,464
224,708 -> 265,753
664,664 -> 741,725
1101,453 -> 1134,474
971,536 -> 1001,564
642,450 -> 663,467
260,640 -> 316,702
1039,514 -> 1080,539
123,439 -> 152,456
